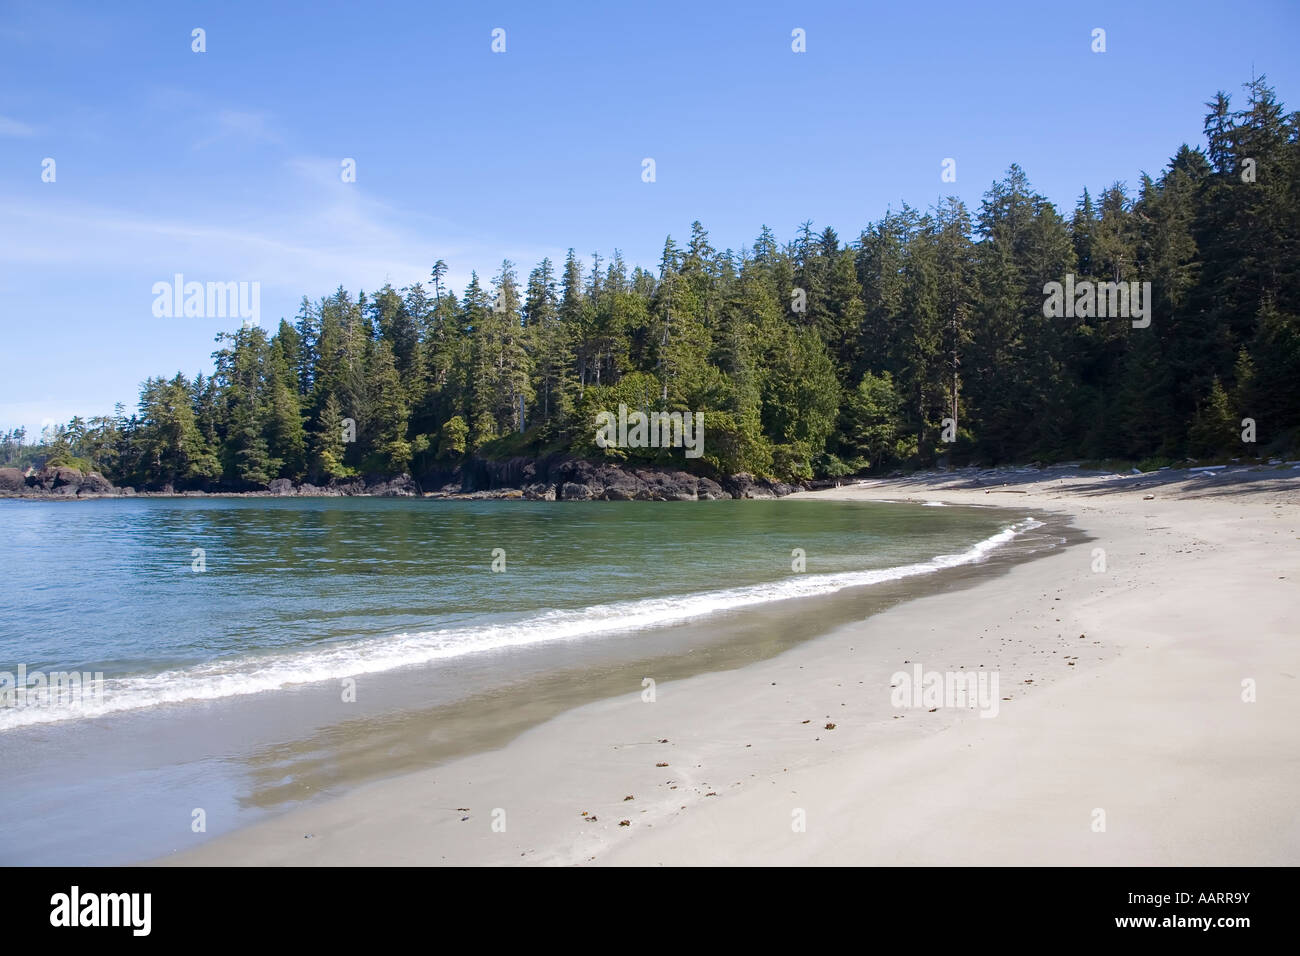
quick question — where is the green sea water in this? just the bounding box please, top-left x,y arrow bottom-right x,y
0,496 -> 1062,864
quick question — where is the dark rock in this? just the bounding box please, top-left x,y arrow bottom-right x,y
0,467 -> 25,493
696,477 -> 728,500
721,473 -> 797,499
633,469 -> 699,500
327,479 -> 367,496
722,473 -> 767,498
633,471 -> 669,500
457,455 -> 543,492
51,466 -> 83,489
267,478 -> 295,496
559,481 -> 594,501
25,466 -> 83,492
76,473 -> 114,495
597,466 -> 642,500
424,452 -> 801,503
367,474 -> 418,497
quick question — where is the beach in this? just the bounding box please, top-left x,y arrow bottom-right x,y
161,465 -> 1300,866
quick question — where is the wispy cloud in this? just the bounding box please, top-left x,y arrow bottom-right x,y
0,155 -> 559,300
0,196 -> 432,296
193,109 -> 282,150
0,115 -> 36,137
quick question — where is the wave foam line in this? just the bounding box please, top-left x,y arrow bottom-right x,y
0,519 -> 1042,730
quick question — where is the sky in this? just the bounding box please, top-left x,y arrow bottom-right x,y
1,0 -> 1297,435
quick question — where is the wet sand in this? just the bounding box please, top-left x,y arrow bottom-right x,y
4,501 -> 1064,865
159,464 -> 1300,866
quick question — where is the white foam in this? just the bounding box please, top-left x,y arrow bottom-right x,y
0,518 -> 1043,730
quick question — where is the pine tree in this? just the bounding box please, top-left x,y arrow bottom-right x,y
368,339 -> 412,472
265,339 -> 306,478
525,257 -> 572,430
309,391 -> 349,481
47,77 -> 1300,485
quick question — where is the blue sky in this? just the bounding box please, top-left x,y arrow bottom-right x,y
1,0 -> 1297,434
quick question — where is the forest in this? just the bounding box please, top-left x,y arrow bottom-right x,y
5,77 -> 1298,489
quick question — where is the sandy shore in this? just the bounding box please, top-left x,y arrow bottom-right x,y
162,464 -> 1300,866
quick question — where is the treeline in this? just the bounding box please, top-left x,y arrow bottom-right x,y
20,77 -> 1300,489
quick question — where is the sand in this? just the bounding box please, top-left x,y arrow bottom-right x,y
161,465 -> 1300,866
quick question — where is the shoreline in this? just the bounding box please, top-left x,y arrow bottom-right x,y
158,467 -> 1300,865
8,458 -> 1299,503
151,501 -> 1071,866
0,455 -> 797,502
3,497 -> 1062,866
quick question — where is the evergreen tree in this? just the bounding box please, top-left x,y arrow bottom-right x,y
40,77 -> 1300,486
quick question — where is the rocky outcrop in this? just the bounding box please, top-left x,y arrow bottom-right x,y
697,477 -> 729,499
440,455 -> 794,501
9,466 -> 118,497
365,474 -> 419,497
27,466 -> 83,491
2,457 -> 803,501
721,472 -> 800,499
77,473 -> 114,495
558,481 -> 595,501
254,475 -> 416,497
0,467 -> 25,493
522,482 -> 556,500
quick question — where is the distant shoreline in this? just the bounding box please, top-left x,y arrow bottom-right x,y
0,456 -> 802,502
5,458 -> 1300,502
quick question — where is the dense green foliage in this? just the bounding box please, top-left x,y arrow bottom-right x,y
10,78 -> 1299,488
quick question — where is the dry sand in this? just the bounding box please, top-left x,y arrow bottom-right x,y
162,464 -> 1300,866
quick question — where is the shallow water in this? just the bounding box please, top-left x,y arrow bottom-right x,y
0,496 -> 1072,863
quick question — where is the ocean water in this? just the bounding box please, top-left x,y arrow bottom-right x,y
0,497 -> 1039,732
0,496 -> 1069,863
